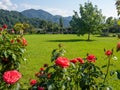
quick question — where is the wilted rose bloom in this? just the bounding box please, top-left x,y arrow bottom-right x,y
44,64 -> 48,67
76,57 -> 84,64
3,70 -> 22,84
55,57 -> 70,68
22,37 -> 27,46
35,72 -> 41,77
116,42 -> 120,52
70,58 -> 78,64
38,86 -> 44,90
11,39 -> 14,44
17,39 -> 21,43
30,79 -> 37,86
2,24 -> 7,29
87,54 -> 96,62
47,73 -> 51,79
105,50 -> 113,56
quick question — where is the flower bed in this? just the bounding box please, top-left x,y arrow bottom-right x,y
29,44 -> 120,90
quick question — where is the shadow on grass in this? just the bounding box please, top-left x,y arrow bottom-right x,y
47,39 -> 95,42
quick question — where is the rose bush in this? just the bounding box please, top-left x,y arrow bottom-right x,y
29,43 -> 120,90
0,24 -> 27,89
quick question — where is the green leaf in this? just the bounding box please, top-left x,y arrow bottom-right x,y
116,70 -> 120,79
3,50 -> 8,58
101,65 -> 107,68
12,53 -> 17,60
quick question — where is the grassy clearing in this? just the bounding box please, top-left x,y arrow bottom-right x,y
20,34 -> 120,89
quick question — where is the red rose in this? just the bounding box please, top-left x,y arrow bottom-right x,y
30,79 -> 37,86
3,70 -> 22,84
38,86 -> 44,90
76,57 -> 84,64
0,27 -> 3,31
22,37 -> 27,46
105,50 -> 112,56
70,58 -> 78,64
87,54 -> 96,62
2,24 -> 8,29
116,42 -> 120,52
55,57 -> 70,68
11,39 -> 14,44
40,68 -> 44,71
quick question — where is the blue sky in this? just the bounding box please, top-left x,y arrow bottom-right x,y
0,0 -> 118,18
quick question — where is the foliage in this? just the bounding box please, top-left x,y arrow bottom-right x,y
0,24 -> 27,89
70,2 -> 105,40
115,0 -> 120,16
29,42 -> 120,90
14,22 -> 30,34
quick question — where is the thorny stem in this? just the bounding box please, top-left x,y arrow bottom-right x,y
103,56 -> 111,83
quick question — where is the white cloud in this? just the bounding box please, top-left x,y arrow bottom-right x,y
0,0 -> 73,17
45,8 -> 73,16
0,0 -> 17,10
19,3 -> 73,16
20,4 -> 41,10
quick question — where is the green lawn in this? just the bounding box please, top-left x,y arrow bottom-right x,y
20,34 -> 120,89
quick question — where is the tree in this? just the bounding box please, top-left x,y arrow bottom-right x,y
14,23 -> 30,34
115,0 -> 120,16
103,17 -> 114,36
70,2 -> 105,40
59,17 -> 64,34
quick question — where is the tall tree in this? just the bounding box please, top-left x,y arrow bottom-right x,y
115,0 -> 120,16
70,2 -> 105,40
59,17 -> 64,34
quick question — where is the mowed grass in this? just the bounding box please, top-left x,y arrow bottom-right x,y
20,34 -> 120,89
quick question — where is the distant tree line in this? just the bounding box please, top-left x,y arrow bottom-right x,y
0,9 -> 72,34
1,3 -> 120,38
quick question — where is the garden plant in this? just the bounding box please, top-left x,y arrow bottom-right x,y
29,43 -> 120,90
0,24 -> 27,90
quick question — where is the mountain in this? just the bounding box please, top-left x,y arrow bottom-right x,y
0,9 -> 28,28
21,9 -> 72,27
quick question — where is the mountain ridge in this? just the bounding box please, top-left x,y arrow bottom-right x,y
21,9 -> 72,27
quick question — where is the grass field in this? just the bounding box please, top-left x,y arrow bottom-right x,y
20,34 -> 120,89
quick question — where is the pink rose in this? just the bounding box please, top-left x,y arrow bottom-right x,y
105,50 -> 112,56
3,70 -> 22,84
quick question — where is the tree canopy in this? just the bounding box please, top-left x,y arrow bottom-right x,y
70,2 -> 105,40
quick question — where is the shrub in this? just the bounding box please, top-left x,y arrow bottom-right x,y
0,24 -> 27,89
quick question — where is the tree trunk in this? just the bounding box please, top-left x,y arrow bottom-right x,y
87,32 -> 90,41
